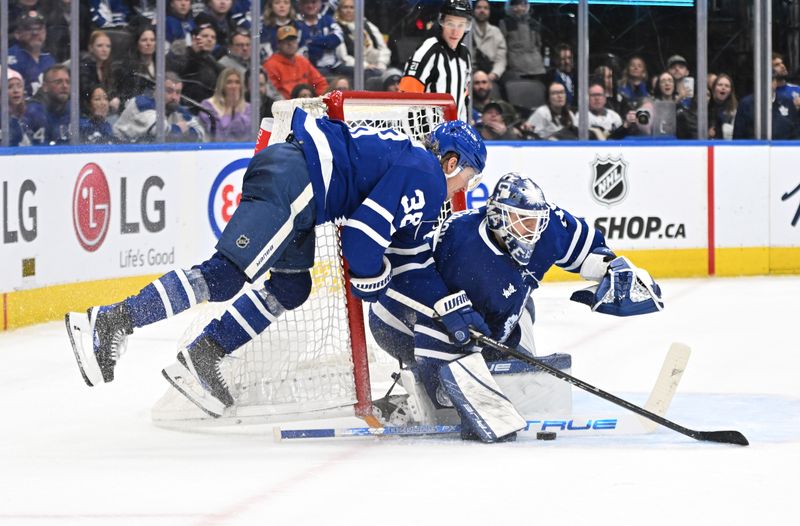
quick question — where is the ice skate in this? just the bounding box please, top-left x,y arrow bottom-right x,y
65,304 -> 133,386
162,335 -> 234,418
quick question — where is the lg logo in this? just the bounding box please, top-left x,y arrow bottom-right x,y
72,163 -> 111,252
72,163 -> 166,252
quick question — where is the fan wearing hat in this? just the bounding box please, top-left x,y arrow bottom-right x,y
478,100 -> 521,140
263,25 -> 329,99
667,54 -> 694,109
2,68 -> 28,146
8,10 -> 55,97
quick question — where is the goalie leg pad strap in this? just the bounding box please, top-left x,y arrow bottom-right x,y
439,353 -> 527,442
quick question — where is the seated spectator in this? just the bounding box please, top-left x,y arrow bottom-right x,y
472,70 -> 494,116
773,52 -> 800,108
168,20 -> 223,103
478,100 -> 521,141
297,0 -> 349,77
114,24 -> 157,105
592,64 -> 621,113
330,76 -> 350,91
199,1 -> 237,58
89,0 -> 130,28
617,55 -> 650,113
45,0 -> 91,63
218,29 -> 251,76
523,81 -> 576,140
653,71 -> 678,102
499,0 -> 545,82
2,68 -> 29,146
609,97 -> 658,140
334,0 -> 390,79
8,10 -> 55,96
708,73 -> 737,140
381,68 -> 401,92
585,81 -> 622,140
80,85 -> 115,144
113,71 -> 206,142
199,67 -> 251,141
733,76 -> 800,139
263,25 -> 329,99
80,30 -> 121,114
23,64 -> 72,145
471,0 -> 506,83
666,54 -> 694,109
291,83 -> 316,99
259,0 -> 298,60
545,44 -> 576,107
166,0 -> 197,47
245,68 -> 278,120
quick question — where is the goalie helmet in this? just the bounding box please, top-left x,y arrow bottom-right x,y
487,173 -> 551,266
429,120 -> 487,184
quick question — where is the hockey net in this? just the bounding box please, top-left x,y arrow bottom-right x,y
152,91 -> 460,426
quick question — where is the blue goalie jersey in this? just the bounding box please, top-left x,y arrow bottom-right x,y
429,204 -> 609,343
289,108 -> 449,300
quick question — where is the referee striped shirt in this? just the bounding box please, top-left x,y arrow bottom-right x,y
400,36 -> 472,121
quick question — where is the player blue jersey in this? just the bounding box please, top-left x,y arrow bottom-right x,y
22,100 -> 70,145
7,45 -> 56,97
290,108 -> 448,285
428,204 -> 608,343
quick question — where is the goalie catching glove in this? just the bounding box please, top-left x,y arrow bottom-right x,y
434,291 -> 491,346
571,254 -> 664,317
349,256 -> 392,302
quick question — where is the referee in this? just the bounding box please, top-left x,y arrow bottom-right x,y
399,0 -> 473,121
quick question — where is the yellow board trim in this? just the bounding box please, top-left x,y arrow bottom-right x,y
4,275 -> 159,330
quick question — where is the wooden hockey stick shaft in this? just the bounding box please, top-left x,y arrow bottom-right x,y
384,289 -> 749,446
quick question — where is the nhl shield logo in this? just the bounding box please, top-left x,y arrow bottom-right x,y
591,156 -> 628,206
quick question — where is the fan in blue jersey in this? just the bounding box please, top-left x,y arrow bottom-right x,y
368,172 -> 663,442
65,111 -> 489,418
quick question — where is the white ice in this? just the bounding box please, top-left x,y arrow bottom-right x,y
0,276 -> 797,525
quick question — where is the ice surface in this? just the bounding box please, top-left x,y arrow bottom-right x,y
0,276 -> 797,525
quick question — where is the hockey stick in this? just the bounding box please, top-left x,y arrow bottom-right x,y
275,345 -> 689,441
384,289 -> 749,446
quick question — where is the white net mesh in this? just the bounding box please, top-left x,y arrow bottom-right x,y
152,94 -> 452,426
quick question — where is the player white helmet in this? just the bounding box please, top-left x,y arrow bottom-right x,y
487,173 -> 551,266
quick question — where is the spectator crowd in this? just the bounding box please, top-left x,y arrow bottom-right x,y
2,0 -> 799,146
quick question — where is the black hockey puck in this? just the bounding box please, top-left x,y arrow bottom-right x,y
536,431 -> 557,440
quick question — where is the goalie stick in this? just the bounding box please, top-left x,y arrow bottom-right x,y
275,338 -> 691,441
383,289 -> 749,446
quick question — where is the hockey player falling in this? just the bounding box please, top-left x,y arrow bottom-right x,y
368,172 -> 664,443
66,111 -> 490,418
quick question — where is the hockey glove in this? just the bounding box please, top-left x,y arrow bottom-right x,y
570,256 -> 664,316
434,291 -> 491,346
349,256 -> 392,302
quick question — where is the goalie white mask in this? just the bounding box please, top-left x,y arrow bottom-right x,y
487,173 -> 551,266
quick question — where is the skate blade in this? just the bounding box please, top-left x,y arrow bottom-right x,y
161,362 -> 226,418
65,312 -> 104,387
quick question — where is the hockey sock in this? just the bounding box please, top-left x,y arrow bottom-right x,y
201,285 -> 286,354
124,269 -> 210,328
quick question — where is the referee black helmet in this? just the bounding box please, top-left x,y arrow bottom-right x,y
440,0 -> 473,19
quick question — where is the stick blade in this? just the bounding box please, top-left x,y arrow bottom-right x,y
697,430 -> 749,446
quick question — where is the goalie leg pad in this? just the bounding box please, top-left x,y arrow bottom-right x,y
439,353 -> 527,443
